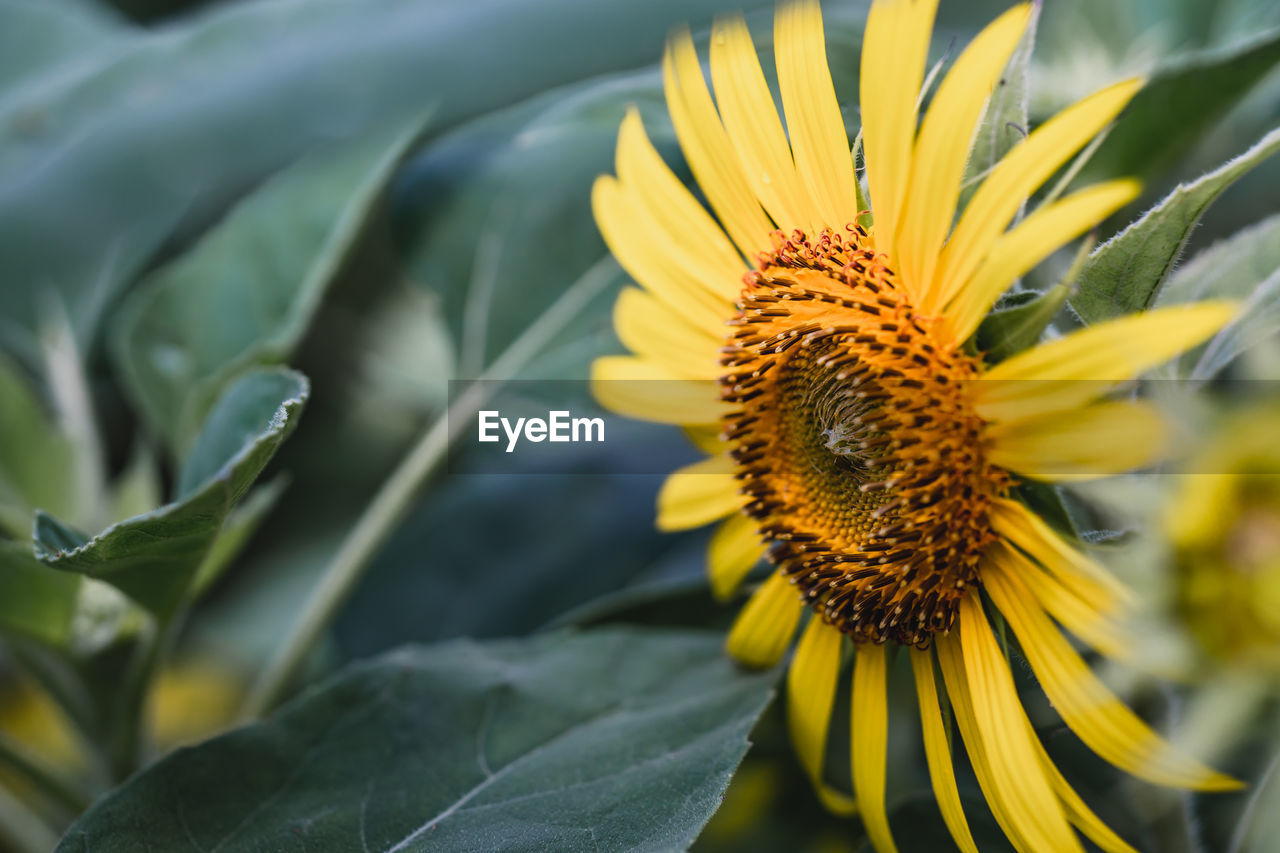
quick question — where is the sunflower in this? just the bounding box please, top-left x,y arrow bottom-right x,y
590,1 -> 1240,851
1167,407 -> 1280,674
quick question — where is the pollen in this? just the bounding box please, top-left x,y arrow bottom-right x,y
720,228 -> 1010,646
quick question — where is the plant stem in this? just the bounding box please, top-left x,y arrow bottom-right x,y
241,257 -> 618,719
0,783 -> 59,853
0,731 -> 92,814
105,620 -> 171,782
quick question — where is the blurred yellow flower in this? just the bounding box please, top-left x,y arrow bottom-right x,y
589,1 -> 1241,851
1168,409 -> 1280,673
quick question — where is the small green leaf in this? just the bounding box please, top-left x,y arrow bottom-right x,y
0,352 -> 79,536
1080,27 -> 1280,187
958,2 -> 1038,212
1070,127 -> 1280,324
191,477 -> 288,596
32,511 -> 89,554
58,628 -> 777,852
1157,214 -> 1280,379
975,284 -> 1070,362
0,539 -> 80,647
33,368 -> 308,620
112,113 -> 429,454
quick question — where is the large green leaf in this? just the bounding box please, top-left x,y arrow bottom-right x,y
58,628 -> 777,852
0,0 -> 769,356
1157,213 -> 1280,379
32,368 -> 308,619
1079,26 -> 1280,188
1070,127 -> 1280,324
112,113 -> 428,454
0,0 -> 128,97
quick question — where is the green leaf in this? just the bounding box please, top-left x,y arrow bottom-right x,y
0,352 -> 79,536
191,477 -> 288,596
0,539 -> 80,647
0,0 -> 767,355
32,368 -> 308,620
975,285 -> 1070,362
112,113 -> 429,454
0,0 -> 127,97
1070,127 -> 1280,324
958,2 -> 1038,212
1157,213 -> 1280,379
58,628 -> 777,852
1079,27 -> 1280,188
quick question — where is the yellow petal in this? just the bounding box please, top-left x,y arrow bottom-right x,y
859,0 -> 940,265
947,180 -> 1141,341
937,78 -> 1143,301
709,15 -> 815,232
934,635 -> 1027,849
898,3 -> 1032,311
657,453 -> 742,531
788,618 -> 854,813
612,287 -> 722,380
726,570 -> 803,667
988,497 -> 1133,607
909,648 -> 979,853
976,301 -> 1238,422
1031,725 -> 1140,853
592,175 -> 733,331
983,562 -> 1242,791
615,108 -> 747,301
684,425 -> 730,456
941,598 -> 1085,853
986,399 -> 1168,481
665,30 -> 777,257
774,0 -> 860,232
709,512 -> 765,600
985,542 -> 1132,661
590,355 -> 722,425
851,642 -> 898,853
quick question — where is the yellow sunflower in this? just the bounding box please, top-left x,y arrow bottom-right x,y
1167,408 -> 1280,674
590,1 -> 1240,851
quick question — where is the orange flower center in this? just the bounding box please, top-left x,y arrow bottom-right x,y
721,229 -> 1009,646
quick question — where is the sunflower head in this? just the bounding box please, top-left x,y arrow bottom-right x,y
724,229 -> 1010,646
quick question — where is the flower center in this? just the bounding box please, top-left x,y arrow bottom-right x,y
721,229 -> 1008,646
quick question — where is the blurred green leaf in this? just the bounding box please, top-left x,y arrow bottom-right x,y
0,352 -> 79,536
112,113 -> 429,454
0,539 -> 80,647
335,422 -> 700,658
32,368 -> 308,620
1070,127 -> 1280,324
0,0 -> 768,356
958,2 -> 1038,212
1158,213 -> 1280,379
105,442 -> 162,525
1080,26 -> 1280,188
58,628 -> 777,852
0,0 -> 128,97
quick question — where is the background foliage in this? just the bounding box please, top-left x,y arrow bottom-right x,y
1,0 -> 1278,850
